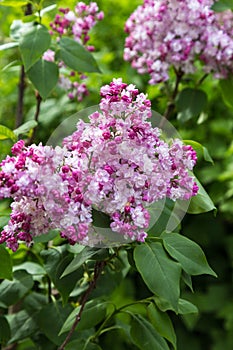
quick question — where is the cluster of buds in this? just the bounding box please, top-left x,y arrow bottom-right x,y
0,79 -> 198,251
124,0 -> 233,83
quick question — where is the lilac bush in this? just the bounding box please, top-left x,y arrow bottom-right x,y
124,0 -> 233,84
0,79 -> 198,251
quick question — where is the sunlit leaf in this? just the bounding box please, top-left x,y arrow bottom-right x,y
14,120 -> 38,136
0,125 -> 17,142
19,23 -> 51,71
0,42 -> 18,50
188,177 -> 216,214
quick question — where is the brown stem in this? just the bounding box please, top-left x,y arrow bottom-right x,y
15,66 -> 26,128
163,68 -> 184,120
57,261 -> 106,350
27,92 -> 42,145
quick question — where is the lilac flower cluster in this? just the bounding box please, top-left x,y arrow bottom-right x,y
124,0 -> 233,83
43,2 -> 104,101
0,79 -> 198,251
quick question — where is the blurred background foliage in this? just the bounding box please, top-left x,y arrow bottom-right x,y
0,0 -> 233,349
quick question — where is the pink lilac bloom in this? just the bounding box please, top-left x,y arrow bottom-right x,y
0,79 -> 198,251
124,0 -> 233,83
43,2 -> 104,101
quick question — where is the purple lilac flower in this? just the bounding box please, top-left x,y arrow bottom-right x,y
0,79 -> 198,251
124,0 -> 233,83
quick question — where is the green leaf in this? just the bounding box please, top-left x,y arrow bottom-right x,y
130,313 -> 170,350
6,310 -> 38,344
178,298 -> 198,315
57,37 -> 101,73
92,208 -> 111,228
134,242 -> 181,311
33,229 -> 59,243
176,88 -> 208,122
183,140 -> 213,164
65,339 -> 103,350
19,23 -> 51,71
0,124 -> 17,142
0,42 -> 18,50
59,299 -> 107,334
147,198 -> 181,235
41,247 -> 83,303
0,270 -> 34,306
10,20 -> 31,41
212,0 -> 233,11
37,302 -> 73,346
162,232 -> 217,276
13,262 -> 46,276
37,4 -> 57,17
61,246 -> 100,277
0,316 -> 11,345
0,246 -> 13,280
219,76 -> 233,109
188,177 -> 216,214
14,120 -> 38,136
147,303 -> 176,349
27,59 -> 58,99
0,0 -> 28,6
154,297 -> 198,315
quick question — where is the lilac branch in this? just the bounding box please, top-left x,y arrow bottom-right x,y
57,261 -> 106,350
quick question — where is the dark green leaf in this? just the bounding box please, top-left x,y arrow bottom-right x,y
60,299 -> 107,334
182,271 -> 194,292
33,229 -> 59,243
27,59 -> 59,99
212,0 -> 233,11
0,270 -> 34,306
6,310 -> 38,344
0,245 -> 13,280
41,247 -> 83,303
0,42 -> 18,50
162,232 -> 217,276
0,316 -> 11,345
14,120 -> 38,136
188,177 -> 216,214
37,302 -> 73,345
57,37 -> 100,73
134,242 -> 181,311
219,76 -> 233,109
19,23 -> 51,71
130,313 -> 170,350
147,198 -> 181,235
0,124 -> 17,142
178,298 -> 198,315
154,297 -> 198,315
92,208 -> 111,228
23,292 -> 47,314
176,88 -> 207,122
147,303 -> 176,349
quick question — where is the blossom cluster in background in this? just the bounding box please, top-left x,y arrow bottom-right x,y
43,2 -> 104,101
124,0 -> 233,83
0,79 -> 198,251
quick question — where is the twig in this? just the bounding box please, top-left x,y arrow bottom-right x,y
163,67 -> 184,120
57,261 -> 106,350
15,66 -> 26,128
27,92 -> 42,145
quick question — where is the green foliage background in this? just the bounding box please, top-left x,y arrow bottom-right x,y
0,0 -> 233,349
